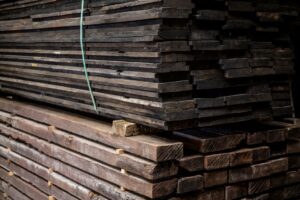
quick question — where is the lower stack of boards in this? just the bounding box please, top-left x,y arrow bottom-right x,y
0,96 -> 299,200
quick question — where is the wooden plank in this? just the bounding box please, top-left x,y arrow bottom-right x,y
204,153 -> 230,170
0,134 -> 146,200
229,149 -> 253,167
196,188 -> 225,200
0,167 -> 48,200
177,175 -> 203,194
251,158 -> 288,179
173,129 -> 245,153
283,184 -> 300,199
252,146 -> 270,163
0,179 -> 32,200
177,155 -> 203,172
229,166 -> 253,183
0,145 -> 108,200
1,114 -> 178,181
248,179 -> 270,195
203,170 -> 228,188
0,123 -> 177,198
0,97 -> 183,162
112,120 -> 141,137
225,183 -> 248,200
1,160 -> 80,200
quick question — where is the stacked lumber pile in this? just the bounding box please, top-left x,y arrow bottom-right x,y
190,0 -> 296,126
0,0 -> 195,130
171,120 -> 300,200
0,0 -> 298,130
0,97 -> 183,199
278,0 -> 300,118
280,119 -> 300,199
0,97 -> 299,200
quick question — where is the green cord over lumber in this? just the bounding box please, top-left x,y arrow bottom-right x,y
80,0 -> 98,113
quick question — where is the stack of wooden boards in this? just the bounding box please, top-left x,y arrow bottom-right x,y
171,119 -> 300,200
190,0 -> 296,127
0,97 -> 183,200
0,97 -> 299,200
279,0 -> 300,118
0,0 -> 195,130
0,0 -> 298,130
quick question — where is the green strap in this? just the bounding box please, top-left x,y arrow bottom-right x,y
80,0 -> 98,113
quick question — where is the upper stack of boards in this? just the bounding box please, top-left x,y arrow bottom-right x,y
0,0 -> 298,130
0,0 -> 196,130
190,0 -> 296,127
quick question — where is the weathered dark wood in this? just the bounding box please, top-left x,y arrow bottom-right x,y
251,158 -> 288,179
203,170 -> 227,188
252,146 -> 270,163
177,155 -> 203,172
229,149 -> 253,167
196,188 -> 225,200
0,0 -> 196,131
204,153 -> 230,170
1,159 -> 80,200
289,155 -> 300,170
0,167 -> 48,200
283,184 -> 300,199
244,193 -> 270,200
0,97 -> 183,162
190,0 -> 295,125
0,0 -> 296,129
225,183 -> 248,200
229,166 -> 253,183
0,104 -> 299,199
285,170 -> 300,185
248,179 -> 270,195
0,134 -> 146,200
177,175 -> 203,194
0,113 -> 177,181
0,145 -> 108,200
247,131 -> 266,145
0,123 -> 176,199
173,128 -> 245,153
0,180 -> 31,200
